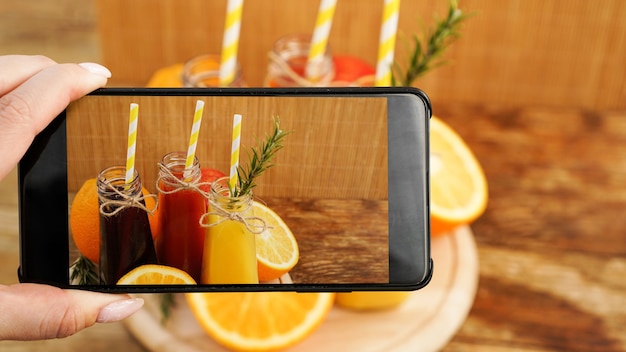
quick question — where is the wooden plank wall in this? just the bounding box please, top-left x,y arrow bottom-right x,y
66,95 -> 388,198
96,0 -> 626,110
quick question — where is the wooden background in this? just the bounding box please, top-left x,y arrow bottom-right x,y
2,0 -> 626,350
66,95 -> 388,199
95,0 -> 626,110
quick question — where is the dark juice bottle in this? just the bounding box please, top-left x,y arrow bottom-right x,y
98,166 -> 158,284
156,151 -> 207,282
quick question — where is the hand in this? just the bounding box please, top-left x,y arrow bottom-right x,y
0,55 -> 111,180
0,55 -> 144,341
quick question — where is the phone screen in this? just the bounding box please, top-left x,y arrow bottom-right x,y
20,87 -> 431,292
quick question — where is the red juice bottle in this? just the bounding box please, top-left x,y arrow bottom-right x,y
156,151 -> 207,281
98,166 -> 158,285
264,33 -> 334,87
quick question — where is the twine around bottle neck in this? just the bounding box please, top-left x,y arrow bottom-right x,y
267,51 -> 374,87
199,205 -> 270,235
98,183 -> 158,217
155,162 -> 211,199
267,51 -> 334,87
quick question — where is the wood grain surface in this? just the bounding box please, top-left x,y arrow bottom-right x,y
263,198 -> 389,284
436,104 -> 626,351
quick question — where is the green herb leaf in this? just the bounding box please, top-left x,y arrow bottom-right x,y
392,0 -> 473,87
70,255 -> 99,285
160,293 -> 176,324
233,117 -> 291,197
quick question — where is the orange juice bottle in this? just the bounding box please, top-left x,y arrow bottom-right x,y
201,177 -> 259,284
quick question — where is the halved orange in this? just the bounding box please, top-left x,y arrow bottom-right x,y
430,116 -> 488,235
116,264 -> 196,285
186,291 -> 335,351
253,202 -> 299,282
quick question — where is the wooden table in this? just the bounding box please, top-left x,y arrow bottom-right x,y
2,104 -> 626,351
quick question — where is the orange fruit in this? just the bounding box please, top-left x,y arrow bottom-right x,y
70,178 -> 160,263
116,264 -> 196,285
430,116 -> 488,235
186,291 -> 335,351
252,202 -> 299,282
70,179 -> 100,262
335,291 -> 410,311
143,188 -> 160,241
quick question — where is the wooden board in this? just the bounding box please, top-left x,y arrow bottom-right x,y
123,226 -> 478,351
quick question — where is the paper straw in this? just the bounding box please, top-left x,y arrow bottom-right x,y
375,0 -> 401,86
305,0 -> 337,81
229,114 -> 242,191
219,0 -> 244,86
184,100 -> 205,181
125,103 -> 139,184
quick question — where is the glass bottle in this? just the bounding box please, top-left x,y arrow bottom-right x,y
182,54 -> 245,87
98,166 -> 157,285
201,177 -> 259,284
156,151 -> 207,282
265,33 -> 335,87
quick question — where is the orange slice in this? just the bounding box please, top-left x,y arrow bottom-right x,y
186,291 -> 335,351
116,264 -> 196,285
430,116 -> 488,235
252,202 -> 299,282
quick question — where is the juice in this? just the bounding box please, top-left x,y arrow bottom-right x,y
100,206 -> 158,284
202,213 -> 259,284
98,166 -> 157,285
156,152 -> 207,282
158,188 -> 206,281
267,56 -> 308,87
201,177 -> 259,284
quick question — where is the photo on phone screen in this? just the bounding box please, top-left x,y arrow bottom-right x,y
20,87 -> 431,292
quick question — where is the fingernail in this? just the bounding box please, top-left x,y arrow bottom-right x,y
78,62 -> 112,78
96,298 -> 144,323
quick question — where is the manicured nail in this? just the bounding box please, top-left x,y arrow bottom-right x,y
78,62 -> 112,78
96,298 -> 144,323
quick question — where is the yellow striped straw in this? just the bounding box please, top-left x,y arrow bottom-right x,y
305,0 -> 337,81
229,113 -> 242,191
125,103 -> 139,184
184,100 -> 205,181
375,0 -> 401,86
219,0 -> 244,86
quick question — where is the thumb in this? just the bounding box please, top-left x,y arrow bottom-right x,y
0,283 -> 143,340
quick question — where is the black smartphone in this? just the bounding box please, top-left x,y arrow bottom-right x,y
18,87 -> 431,293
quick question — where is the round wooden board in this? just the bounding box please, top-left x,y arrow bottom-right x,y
123,226 -> 479,351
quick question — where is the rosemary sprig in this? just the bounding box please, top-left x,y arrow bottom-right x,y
233,117 -> 291,197
392,0 -> 472,87
160,293 -> 176,324
70,255 -> 99,285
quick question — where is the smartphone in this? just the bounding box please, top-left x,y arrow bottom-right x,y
18,87 -> 431,293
